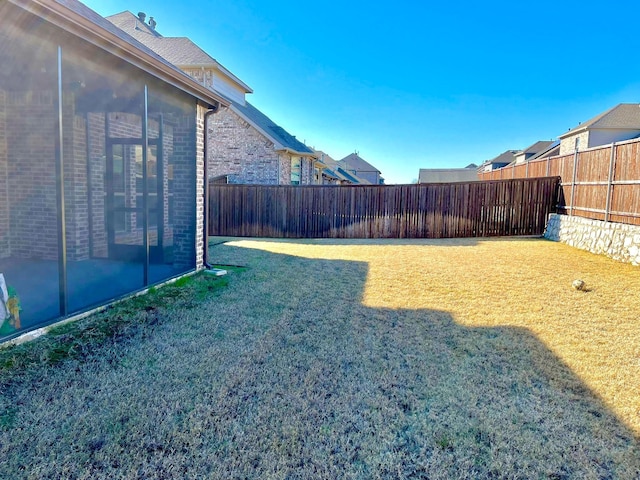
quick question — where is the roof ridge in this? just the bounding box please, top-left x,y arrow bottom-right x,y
560,103 -> 640,138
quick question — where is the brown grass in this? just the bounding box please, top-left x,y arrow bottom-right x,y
233,237 -> 640,437
0,237 -> 639,479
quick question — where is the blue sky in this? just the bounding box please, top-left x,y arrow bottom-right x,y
84,0 -> 640,183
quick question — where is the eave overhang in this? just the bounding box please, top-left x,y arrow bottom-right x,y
11,0 -> 230,110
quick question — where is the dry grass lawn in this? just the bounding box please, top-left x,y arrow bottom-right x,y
0,236 -> 639,479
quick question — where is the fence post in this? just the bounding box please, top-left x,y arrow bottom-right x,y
569,148 -> 579,216
546,157 -> 550,177
605,142 -> 617,222
525,160 -> 529,178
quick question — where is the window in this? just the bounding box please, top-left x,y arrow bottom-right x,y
291,156 -> 301,185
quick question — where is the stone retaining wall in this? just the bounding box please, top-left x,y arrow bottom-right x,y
544,213 -> 640,265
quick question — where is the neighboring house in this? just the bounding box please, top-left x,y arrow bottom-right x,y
558,103 -> 640,155
513,141 -> 556,164
314,151 -> 369,185
107,11 -> 319,185
418,164 -> 479,184
479,150 -> 518,172
527,140 -> 560,162
0,0 -> 227,339
338,153 -> 384,184
220,100 -> 318,185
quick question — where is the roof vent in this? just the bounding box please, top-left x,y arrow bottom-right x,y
148,16 -> 157,30
137,12 -> 146,22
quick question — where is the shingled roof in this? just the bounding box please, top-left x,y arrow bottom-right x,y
481,150 -> 518,169
338,153 -> 381,174
106,10 -> 311,156
314,150 -> 370,184
231,100 -> 314,155
107,11 -> 251,93
516,140 -> 556,156
418,168 -> 479,184
527,140 -> 560,161
559,103 -> 640,138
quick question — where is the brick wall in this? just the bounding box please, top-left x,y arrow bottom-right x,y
87,112 -> 107,258
208,107 -> 281,184
1,90 -> 108,263
276,154 -> 315,185
1,86 -> 200,272
206,106 -> 318,186
278,152 -> 290,184
63,101 -> 90,262
157,119 -> 173,250
196,104 -> 206,268
0,90 -> 8,258
172,107 -> 198,270
6,90 -> 59,260
63,106 -> 170,262
302,157 -> 314,184
559,131 -> 589,156
182,68 -> 214,91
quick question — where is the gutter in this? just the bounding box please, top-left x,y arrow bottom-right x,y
276,147 -> 315,157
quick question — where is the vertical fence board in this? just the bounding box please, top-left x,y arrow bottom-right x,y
209,178 -> 559,239
478,139 -> 640,225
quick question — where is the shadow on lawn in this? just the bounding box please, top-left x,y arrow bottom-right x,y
0,240 -> 638,478
205,240 -> 640,478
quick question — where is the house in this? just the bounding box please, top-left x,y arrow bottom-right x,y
513,141 -> 556,164
107,11 -> 320,185
338,153 -> 384,184
220,100 -> 319,185
558,103 -> 640,155
418,164 -> 479,184
479,150 -> 518,172
314,151 -> 370,185
0,0 -> 227,340
526,140 -> 560,162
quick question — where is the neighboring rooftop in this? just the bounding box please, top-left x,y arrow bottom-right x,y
527,140 -> 561,162
314,150 -> 370,184
231,100 -> 314,155
106,11 -> 252,94
512,140 -> 557,165
338,153 -> 381,174
418,167 -> 479,184
38,0 -> 228,108
483,150 -> 518,166
106,10 -> 316,157
560,103 -> 640,138
516,140 -> 556,156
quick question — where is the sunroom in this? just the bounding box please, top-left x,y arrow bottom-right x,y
0,0 -> 227,341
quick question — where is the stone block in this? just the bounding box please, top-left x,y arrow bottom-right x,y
545,214 -> 640,266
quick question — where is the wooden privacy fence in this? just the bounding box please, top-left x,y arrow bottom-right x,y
208,177 -> 560,239
478,138 -> 640,226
